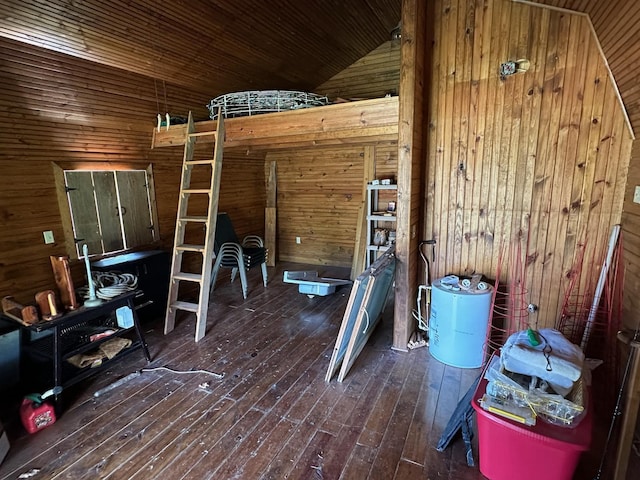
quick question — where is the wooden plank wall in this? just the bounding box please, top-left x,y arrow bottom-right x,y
619,141 -> 640,480
528,0 -> 640,135
269,147 -> 363,267
374,144 -> 399,180
0,36 -> 264,305
166,142 -> 266,242
530,0 -> 640,335
315,40 -> 401,100
425,0 -> 633,328
622,141 -> 640,329
267,146 -> 397,267
254,39 -> 402,270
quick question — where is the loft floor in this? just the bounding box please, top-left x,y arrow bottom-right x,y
0,262 -> 599,479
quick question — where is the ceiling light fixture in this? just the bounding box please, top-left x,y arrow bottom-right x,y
499,58 -> 530,77
391,22 -> 401,41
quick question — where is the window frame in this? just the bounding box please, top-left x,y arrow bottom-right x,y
53,162 -> 161,259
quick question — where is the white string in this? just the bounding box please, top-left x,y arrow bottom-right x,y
361,308 -> 370,334
141,365 -> 224,379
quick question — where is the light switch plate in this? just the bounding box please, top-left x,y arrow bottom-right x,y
43,231 -> 55,244
634,186 -> 640,204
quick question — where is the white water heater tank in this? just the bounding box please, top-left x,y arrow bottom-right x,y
428,277 -> 493,368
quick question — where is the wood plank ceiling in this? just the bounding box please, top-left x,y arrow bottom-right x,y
1,0 -> 637,137
0,0 -> 401,99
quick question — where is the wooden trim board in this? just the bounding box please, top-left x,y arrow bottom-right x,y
152,97 -> 399,150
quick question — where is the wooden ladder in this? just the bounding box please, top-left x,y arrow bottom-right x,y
164,110 -> 224,341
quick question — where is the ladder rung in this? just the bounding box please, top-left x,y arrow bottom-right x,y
173,272 -> 204,283
179,216 -> 208,223
171,301 -> 199,312
189,131 -> 217,138
176,243 -> 205,252
182,189 -> 210,195
185,159 -> 215,165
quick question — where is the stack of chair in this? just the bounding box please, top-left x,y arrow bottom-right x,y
210,213 -> 268,299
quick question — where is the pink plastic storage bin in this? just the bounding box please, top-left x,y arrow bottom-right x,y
472,355 -> 592,480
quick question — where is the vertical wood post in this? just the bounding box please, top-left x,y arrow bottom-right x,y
614,333 -> 640,480
351,146 -> 376,279
393,0 -> 430,350
265,160 -> 277,266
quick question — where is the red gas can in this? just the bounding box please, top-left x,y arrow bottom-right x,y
19,397 -> 56,434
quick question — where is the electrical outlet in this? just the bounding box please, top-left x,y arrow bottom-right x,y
43,230 -> 55,244
296,237 -> 301,244
634,186 -> 640,204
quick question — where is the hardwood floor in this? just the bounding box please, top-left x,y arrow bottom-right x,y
0,262 -> 549,479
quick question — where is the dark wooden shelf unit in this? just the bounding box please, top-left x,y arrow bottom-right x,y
91,250 -> 170,322
20,292 -> 151,404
